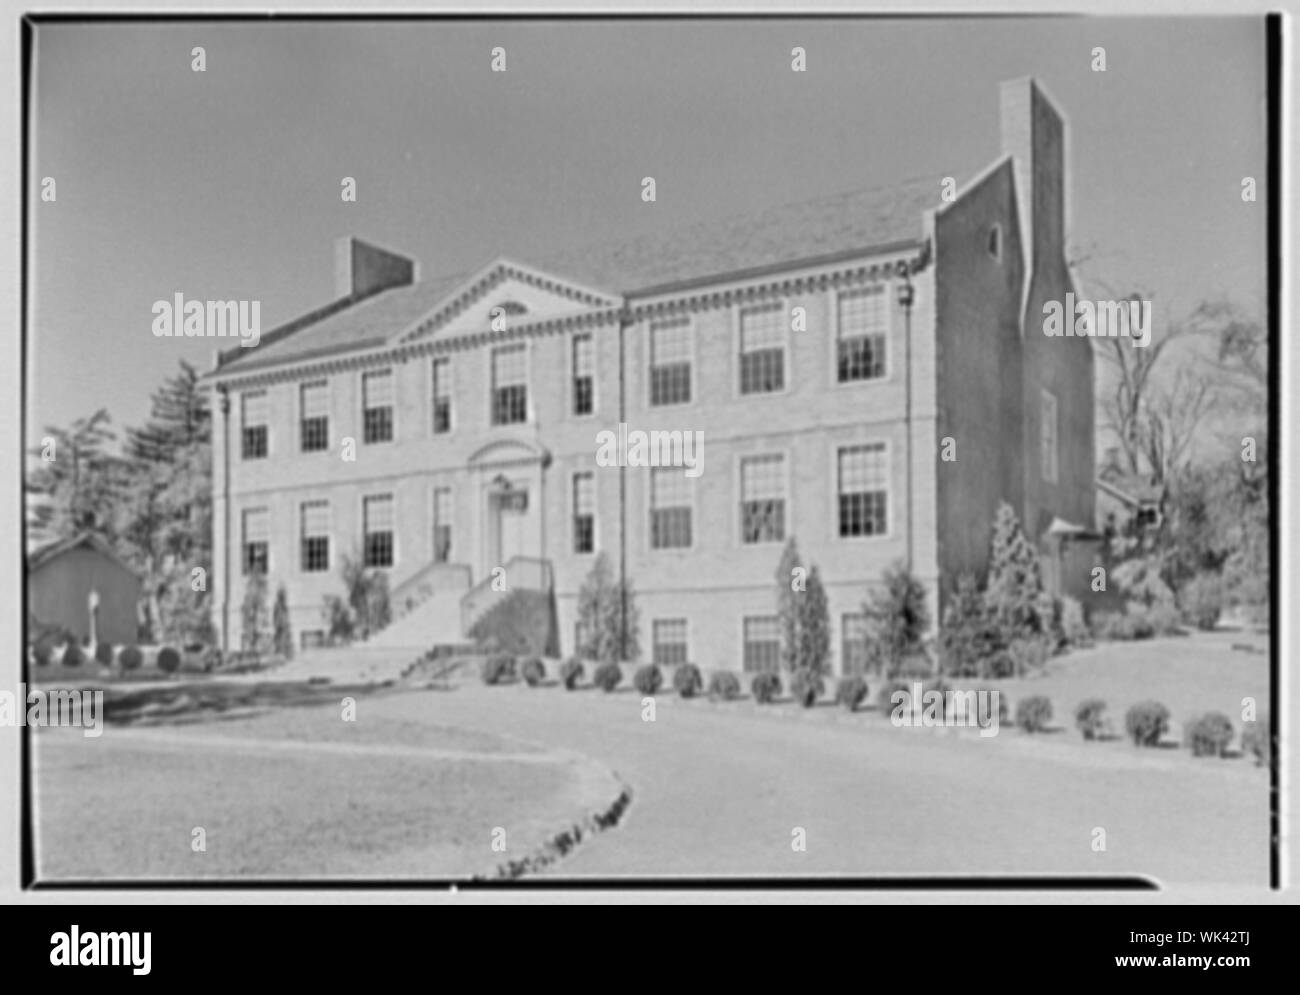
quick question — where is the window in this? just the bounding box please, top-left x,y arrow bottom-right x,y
842,613 -> 869,675
1040,389 -> 1058,484
432,359 -> 452,434
743,616 -> 781,673
363,494 -> 394,567
652,619 -> 688,665
300,380 -> 329,452
362,369 -> 394,444
241,391 -> 269,460
300,501 -> 330,572
650,467 -> 692,549
649,317 -> 691,406
573,473 -> 595,554
740,454 -> 786,544
988,224 -> 1002,260
491,345 -> 528,425
300,630 -> 325,651
739,304 -> 785,394
433,488 -> 452,564
242,507 -> 269,574
572,334 -> 594,416
837,286 -> 888,382
838,444 -> 888,537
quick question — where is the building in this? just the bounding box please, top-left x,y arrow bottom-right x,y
27,532 -> 143,646
203,77 -> 1096,674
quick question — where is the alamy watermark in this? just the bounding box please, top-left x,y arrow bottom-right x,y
1043,293 -> 1151,347
152,294 -> 261,347
0,684 -> 103,737
890,682 -> 1001,737
595,423 -> 704,477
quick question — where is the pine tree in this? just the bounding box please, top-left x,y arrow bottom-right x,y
986,501 -> 1050,642
577,553 -> 640,664
125,361 -> 211,464
26,408 -> 124,544
797,564 -> 831,674
775,537 -> 804,671
939,573 -> 1002,677
240,569 -> 269,655
862,561 -> 930,677
273,584 -> 293,659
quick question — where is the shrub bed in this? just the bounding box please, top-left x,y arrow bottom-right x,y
592,661 -> 622,692
707,671 -> 740,701
791,668 -> 824,708
1015,695 -> 1053,733
521,657 -> 546,687
480,654 -> 517,686
1184,711 -> 1234,758
560,657 -> 584,691
672,663 -> 703,698
1125,700 -> 1170,747
1074,698 -> 1108,741
751,671 -> 781,704
633,664 -> 663,695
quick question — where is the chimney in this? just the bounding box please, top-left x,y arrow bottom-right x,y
1000,78 -> 1068,299
334,237 -> 418,300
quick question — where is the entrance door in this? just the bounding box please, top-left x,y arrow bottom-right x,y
492,491 -> 528,566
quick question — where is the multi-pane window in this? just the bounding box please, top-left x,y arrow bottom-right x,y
363,494 -> 394,568
573,473 -> 595,554
842,613 -> 869,675
740,454 -> 786,544
739,304 -> 785,394
242,507 -> 269,574
491,345 -> 528,425
743,616 -> 781,673
652,619 -> 689,666
1040,389 -> 1059,484
300,501 -> 330,573
649,317 -> 692,406
650,468 -> 692,549
300,380 -> 329,452
433,487 -> 452,564
837,286 -> 888,382
432,358 -> 452,434
838,444 -> 889,537
362,369 -> 394,443
241,391 -> 269,460
572,334 -> 594,416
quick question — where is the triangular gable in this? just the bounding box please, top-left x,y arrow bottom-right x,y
398,258 -> 621,344
28,531 -> 143,579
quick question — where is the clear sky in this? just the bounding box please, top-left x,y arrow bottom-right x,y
28,16 -> 1267,443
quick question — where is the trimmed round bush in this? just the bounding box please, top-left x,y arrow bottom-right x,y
156,646 -> 181,674
1015,695 -> 1053,733
118,645 -> 144,671
707,670 -> 741,701
592,661 -> 622,692
31,641 -> 52,666
1125,699 -> 1170,747
1241,717 -> 1269,766
480,654 -> 517,685
877,678 -> 951,721
1075,698 -> 1108,741
835,675 -> 869,711
633,664 -> 663,695
94,642 -> 115,667
672,663 -> 703,698
751,671 -> 781,705
1185,711 -> 1234,758
986,651 -> 1016,679
62,642 -> 86,667
791,668 -> 824,708
560,657 -> 584,691
521,656 -> 546,687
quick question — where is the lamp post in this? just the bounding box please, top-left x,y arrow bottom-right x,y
896,267 -> 916,574
218,385 -> 231,654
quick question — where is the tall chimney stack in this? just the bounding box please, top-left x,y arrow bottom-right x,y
334,236 -> 418,300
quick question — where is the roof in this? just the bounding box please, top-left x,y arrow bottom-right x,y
214,174 -> 940,375
28,532 -> 143,579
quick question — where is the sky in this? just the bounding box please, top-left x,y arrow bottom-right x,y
27,16 -> 1268,444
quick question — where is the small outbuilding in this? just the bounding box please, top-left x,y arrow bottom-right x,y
27,532 -> 142,646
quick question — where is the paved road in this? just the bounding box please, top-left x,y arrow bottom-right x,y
369,681 -> 1269,885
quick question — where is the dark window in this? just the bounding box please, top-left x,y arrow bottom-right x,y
362,370 -> 394,444
433,488 -> 452,564
243,543 -> 268,575
242,508 -> 269,575
432,359 -> 452,434
242,425 -> 268,460
300,381 -> 329,452
573,334 -> 594,416
491,346 -> 528,425
650,319 -> 692,406
300,502 -> 330,573
363,495 -> 394,568
837,287 -> 888,383
650,469 -> 692,550
241,392 -> 269,460
838,445 -> 889,537
740,455 -> 785,544
743,616 -> 781,673
739,305 -> 785,394
573,473 -> 595,554
653,619 -> 688,665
